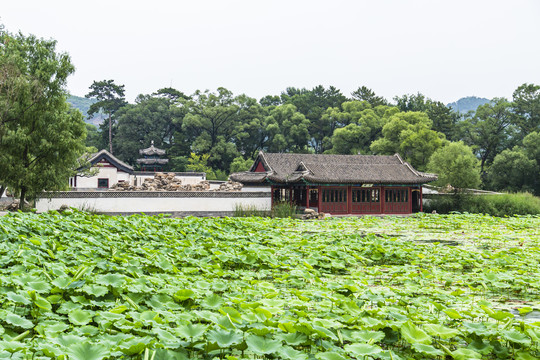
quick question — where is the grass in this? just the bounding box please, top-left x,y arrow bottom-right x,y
425,192 -> 540,216
233,201 -> 297,218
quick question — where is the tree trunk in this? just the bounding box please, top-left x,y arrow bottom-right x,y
19,186 -> 26,211
0,185 -> 5,199
109,112 -> 113,154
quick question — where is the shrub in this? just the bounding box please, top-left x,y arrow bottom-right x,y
233,204 -> 269,217
425,192 -> 540,216
271,201 -> 297,218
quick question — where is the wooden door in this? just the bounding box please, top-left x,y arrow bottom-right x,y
320,187 -> 348,214
383,188 -> 410,214
351,187 -> 381,214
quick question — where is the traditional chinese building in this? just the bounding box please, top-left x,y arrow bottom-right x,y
230,152 -> 437,215
137,141 -> 169,172
69,149 -> 205,190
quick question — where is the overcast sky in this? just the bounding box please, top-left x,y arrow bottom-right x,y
2,0 -> 539,104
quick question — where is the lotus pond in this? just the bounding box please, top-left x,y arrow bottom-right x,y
0,211 -> 539,359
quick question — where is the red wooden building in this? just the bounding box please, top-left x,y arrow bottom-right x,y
230,152 -> 437,215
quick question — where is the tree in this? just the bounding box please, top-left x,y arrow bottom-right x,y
370,112 -> 446,170
280,85 -> 348,153
230,156 -> 253,173
85,80 -> 127,154
328,101 -> 396,154
512,83 -> 540,139
487,148 -> 538,194
85,123 -> 102,149
264,104 -> 311,153
427,141 -> 481,190
0,30 -> 86,208
113,94 -> 184,166
461,98 -> 515,175
394,93 -> 458,140
181,88 -> 241,171
351,86 -> 388,107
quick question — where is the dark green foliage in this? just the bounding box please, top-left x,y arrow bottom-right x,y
85,80 -> 127,154
425,193 -> 540,216
512,83 -> 540,139
0,30 -> 87,208
351,86 -> 389,107
76,80 -> 539,193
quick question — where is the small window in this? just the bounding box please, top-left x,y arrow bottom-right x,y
98,178 -> 109,188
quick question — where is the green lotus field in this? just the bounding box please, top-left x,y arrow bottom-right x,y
0,211 -> 539,359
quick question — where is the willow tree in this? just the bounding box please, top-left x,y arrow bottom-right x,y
0,29 -> 86,208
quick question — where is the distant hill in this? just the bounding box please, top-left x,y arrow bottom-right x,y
67,95 -> 105,126
447,96 -> 491,114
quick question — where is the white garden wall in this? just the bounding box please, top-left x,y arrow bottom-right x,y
35,191 -> 271,217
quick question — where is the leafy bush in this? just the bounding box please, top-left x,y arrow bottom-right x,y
425,192 -> 540,216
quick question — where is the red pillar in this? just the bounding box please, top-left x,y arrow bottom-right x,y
347,186 -> 352,214
318,186 -> 322,212
420,186 -> 423,212
306,185 -> 310,209
289,187 -> 292,206
381,186 -> 385,214
409,187 -> 412,214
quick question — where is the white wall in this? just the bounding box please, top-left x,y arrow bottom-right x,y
75,167 -> 130,189
36,192 -> 271,215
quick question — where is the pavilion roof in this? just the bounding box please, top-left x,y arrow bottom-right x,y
230,152 -> 437,185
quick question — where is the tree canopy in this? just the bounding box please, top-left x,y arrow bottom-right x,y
0,30 -> 86,208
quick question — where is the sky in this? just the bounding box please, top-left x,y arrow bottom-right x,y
2,0 -> 540,104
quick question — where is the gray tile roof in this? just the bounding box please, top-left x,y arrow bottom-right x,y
230,152 -> 437,184
88,149 -> 134,173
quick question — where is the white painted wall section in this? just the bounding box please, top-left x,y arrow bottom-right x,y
36,192 -> 271,215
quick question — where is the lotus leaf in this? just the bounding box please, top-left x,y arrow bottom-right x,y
206,328 -> 243,348
5,313 -> 33,329
315,351 -> 348,360
412,343 -> 444,356
65,342 -> 109,360
423,323 -> 459,339
175,322 -> 207,340
68,309 -> 94,326
400,321 -> 432,345
345,343 -> 382,358
451,348 -> 482,360
246,335 -> 282,355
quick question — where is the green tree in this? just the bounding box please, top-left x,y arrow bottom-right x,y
229,156 -> 253,173
0,30 -> 86,208
351,86 -> 388,107
370,112 -> 446,170
265,104 -> 311,153
280,85 -> 348,153
85,123 -> 102,149
113,94 -> 184,166
394,93 -> 458,140
181,88 -> 241,171
487,148 -> 538,194
328,101 -> 396,154
461,98 -> 515,174
85,79 -> 127,154
427,141 -> 481,190
512,83 -> 540,139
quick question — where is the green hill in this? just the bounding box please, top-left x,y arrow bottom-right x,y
67,95 -> 105,126
447,96 -> 491,114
